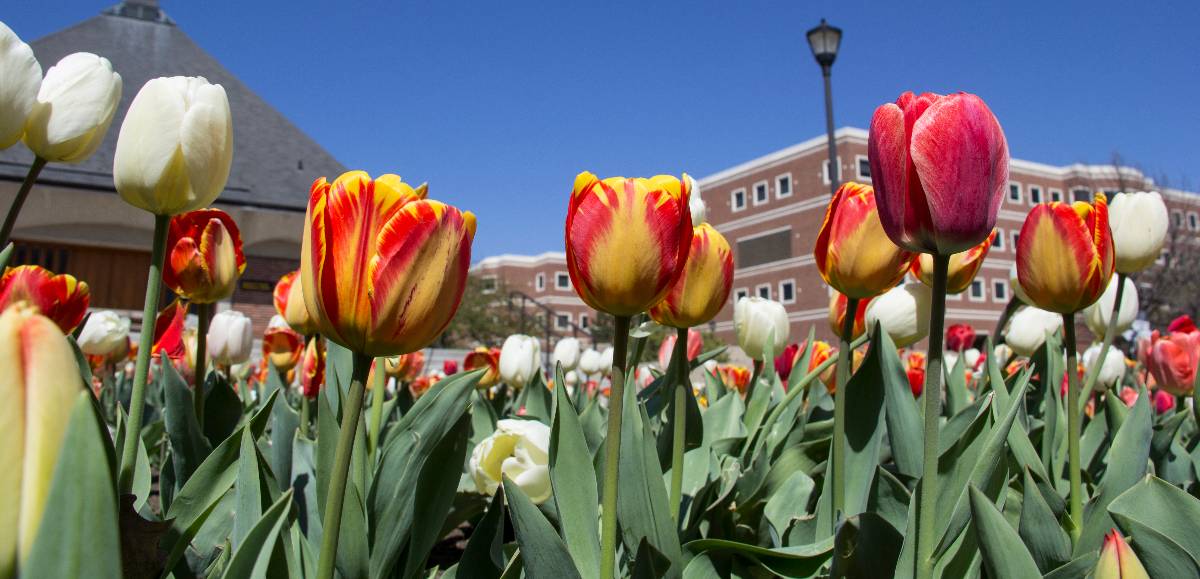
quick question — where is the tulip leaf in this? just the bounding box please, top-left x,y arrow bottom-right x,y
617,382 -> 683,573
324,339 -> 353,415
830,512 -> 904,578
1075,385 -> 1151,556
23,392 -> 123,579
875,327 -> 924,480
0,242 -> 12,270
944,353 -> 969,416
1108,475 -> 1200,571
401,413 -> 472,579
337,478 -> 370,579
458,488 -> 507,579
503,478 -> 583,579
289,432 -> 322,546
550,364 -> 601,579
113,406 -> 153,512
270,389 -> 300,492
162,351 -> 213,486
1018,468 -> 1071,573
522,372 -> 554,424
232,427 -> 277,551
1041,553 -> 1099,579
968,485 -> 1042,579
682,536 -> 834,577
219,489 -> 294,579
866,467 -> 912,537
204,371 -> 244,446
316,387 -> 339,522
830,325 -> 893,520
765,471 -> 816,540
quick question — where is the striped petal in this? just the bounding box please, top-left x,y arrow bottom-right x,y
163,209 -> 245,304
0,265 -> 90,333
814,182 -> 914,298
1017,195 -> 1113,313
911,229 -> 996,293
649,223 -> 734,328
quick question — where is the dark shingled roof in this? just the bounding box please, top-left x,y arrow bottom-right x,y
0,0 -> 345,211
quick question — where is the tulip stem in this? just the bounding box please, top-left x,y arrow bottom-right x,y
368,358 -> 386,460
600,315 -> 631,579
194,302 -> 211,428
669,327 -> 689,524
1079,273 -> 1126,412
317,351 -> 371,579
117,214 -> 170,494
300,396 -> 311,438
0,157 -> 47,250
1062,314 -> 1083,544
832,297 -> 859,522
916,254 -> 949,579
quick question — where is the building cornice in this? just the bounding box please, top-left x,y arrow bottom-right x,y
472,251 -> 566,270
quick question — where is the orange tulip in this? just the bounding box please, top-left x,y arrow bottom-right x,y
649,223 -> 733,328
163,208 -> 245,304
814,182 -> 916,299
828,292 -> 871,341
384,351 -> 426,382
299,337 -> 325,399
1017,194 -> 1114,313
301,171 -> 476,356
151,299 -> 187,362
263,324 -> 304,372
274,270 -> 317,336
906,351 -> 926,397
719,364 -> 751,394
911,229 -> 996,294
0,265 -> 89,333
463,347 -> 501,388
565,172 -> 693,316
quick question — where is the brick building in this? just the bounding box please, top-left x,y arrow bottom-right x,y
470,251 -> 596,345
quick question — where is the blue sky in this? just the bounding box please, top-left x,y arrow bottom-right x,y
8,1 -> 1199,258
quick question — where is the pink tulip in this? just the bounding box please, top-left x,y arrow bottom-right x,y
657,328 -> 702,371
1140,325 -> 1200,395
867,92 -> 1009,254
946,323 -> 976,352
1152,389 -> 1176,415
775,343 -> 801,381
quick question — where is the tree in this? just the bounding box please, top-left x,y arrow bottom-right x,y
439,277 -> 542,348
1134,174 -> 1200,328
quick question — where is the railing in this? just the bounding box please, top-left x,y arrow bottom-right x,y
506,290 -> 594,363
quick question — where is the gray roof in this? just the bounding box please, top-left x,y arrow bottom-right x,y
0,1 -> 345,211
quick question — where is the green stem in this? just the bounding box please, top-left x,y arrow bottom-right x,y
1062,314 -> 1083,544
194,302 -> 211,428
669,327 -> 688,524
117,214 -> 170,494
1079,273 -> 1126,412
832,297 -> 859,520
300,395 -> 311,438
0,157 -> 47,249
316,352 -> 371,579
600,315 -> 631,579
916,254 -> 949,579
368,358 -> 386,460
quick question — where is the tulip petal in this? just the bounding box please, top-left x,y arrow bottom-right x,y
180,82 -> 233,207
868,102 -> 935,251
0,266 -> 90,334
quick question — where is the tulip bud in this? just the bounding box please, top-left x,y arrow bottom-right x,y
77,310 -> 131,358
1083,275 -> 1138,340
906,351 -> 926,397
273,270 -> 316,336
0,22 -> 41,149
864,282 -> 932,348
1109,191 -> 1169,274
828,292 -> 870,341
385,351 -> 425,382
1094,529 -> 1150,579
463,347 -> 500,388
719,364 -> 752,393
1004,306 -> 1063,356
911,230 -> 995,294
163,209 -> 246,304
599,347 -> 614,374
814,182 -> 916,298
1082,344 -> 1125,391
1017,194 -> 1115,314
23,52 -> 121,163
0,265 -> 90,334
443,359 -> 457,375
945,323 -> 976,352
0,303 -> 85,569
649,223 -> 734,328
114,76 -> 233,215
579,348 -> 603,375
207,310 -> 252,366
499,335 -> 541,388
734,296 -> 789,361
552,337 -> 582,371
300,337 -> 326,399
1140,324 -> 1200,396
688,175 -> 707,226
469,419 -> 552,504
263,316 -> 303,372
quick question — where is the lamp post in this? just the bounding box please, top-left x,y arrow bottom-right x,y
807,18 -> 843,199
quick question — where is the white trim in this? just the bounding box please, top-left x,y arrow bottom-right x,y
968,279 -> 986,302
1007,181 -> 1022,204
854,154 -> 871,181
697,127 -> 868,188
779,279 -> 796,304
714,195 -> 829,234
991,279 -> 1010,303
1188,211 -> 1200,231
554,270 -> 571,290
536,295 -> 587,306
775,172 -> 793,199
473,251 -> 565,269
1049,188 -> 1064,203
947,291 -> 963,301
755,283 -> 771,299
535,272 -> 546,292
579,313 -> 589,329
1171,209 -> 1185,228
731,188 -> 747,212
752,180 -> 769,206
822,159 -> 840,185
1010,230 -> 1021,250
1070,188 -> 1091,203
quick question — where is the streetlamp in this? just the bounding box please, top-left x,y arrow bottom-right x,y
807,18 -> 843,199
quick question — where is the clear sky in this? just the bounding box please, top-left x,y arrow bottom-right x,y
7,1 -> 1199,258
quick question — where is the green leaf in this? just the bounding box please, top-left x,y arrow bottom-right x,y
503,478 -> 583,579
219,489 -> 294,579
204,372 -> 244,446
1041,553 -> 1099,579
270,390 -> 300,492
162,351 -> 213,486
324,339 -> 354,415
865,467 -> 911,538
316,386 -> 339,523
402,413 -> 473,578
617,385 -> 683,572
1018,468 -> 1071,573
337,480 -> 370,579
765,471 -> 816,540
23,393 -> 122,578
550,365 -> 601,579
838,327 -> 892,517
830,512 -> 903,579
944,352 -> 969,415
290,433 -> 322,546
1108,475 -> 1200,575
876,327 -> 923,479
233,427 -> 267,549
682,537 -> 834,577
968,485 -> 1042,579
1075,385 -> 1151,555
458,489 -> 507,579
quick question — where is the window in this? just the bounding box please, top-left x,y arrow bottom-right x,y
1029,186 -> 1043,204
1189,212 -> 1199,231
481,276 -> 497,294
734,288 -> 749,302
579,314 -> 589,329
535,273 -> 545,292
992,279 -> 1009,303
1172,210 -> 1184,228
756,284 -> 771,299
736,228 -> 793,268
775,173 -> 792,199
555,271 -> 570,290
968,279 -> 986,301
856,155 -> 871,180
731,188 -> 747,212
1049,189 -> 1063,203
1011,231 -> 1020,249
1072,189 -> 1091,203
555,313 -> 570,330
1008,182 -> 1022,203
779,279 -> 796,304
753,180 -> 769,206
991,229 -> 1005,251
822,159 -> 840,185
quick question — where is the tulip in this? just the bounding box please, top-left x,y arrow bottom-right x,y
263,316 -> 303,373
1004,306 -> 1063,356
775,343 -> 802,381
1152,389 -> 1176,415
77,310 -> 131,359
1082,344 -> 1125,391
443,359 -> 458,375
1017,194 -> 1115,314
867,91 -> 1009,254
599,347 -> 614,374
409,375 -> 435,399
0,22 -> 41,150
1169,315 -> 1197,334
864,282 -> 932,348
469,419 -> 552,504
719,365 -> 751,393
579,348 -> 604,375
649,223 -> 734,329
688,175 -> 707,226
1109,191 -> 1169,274
945,323 -> 976,352
0,304 -> 84,571
300,338 -> 326,400
207,310 -> 252,367
23,52 -> 120,163
1094,529 -> 1150,579
565,172 -> 692,317
1140,325 -> 1200,395
1083,275 -> 1138,340
814,182 -> 916,298
907,351 -> 926,397
499,335 -> 541,388
734,296 -> 789,361
463,347 -> 501,388
273,270 -> 317,336
910,230 -> 995,294
384,351 -> 425,382
151,299 -> 187,362
657,328 -> 702,371
828,292 -> 871,341
301,171 -> 475,357
0,265 -> 89,333
162,209 -> 245,303
552,337 -> 582,371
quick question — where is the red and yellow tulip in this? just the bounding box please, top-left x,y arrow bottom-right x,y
0,265 -> 90,334
274,270 -> 317,336
1016,194 -> 1114,314
911,230 -> 996,294
299,337 -> 325,399
565,172 -> 693,316
828,292 -> 871,341
814,182 -> 915,299
463,347 -> 501,388
906,351 -> 926,397
719,364 -> 751,394
263,326 -> 304,372
163,208 -> 245,304
384,351 -> 425,382
649,223 -> 733,328
1094,529 -> 1150,579
151,299 -> 187,362
300,171 -> 476,356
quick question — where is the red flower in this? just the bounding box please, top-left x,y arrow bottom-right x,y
907,351 -> 926,397
945,323 -> 976,352
443,359 -> 458,375
163,209 -> 246,304
775,343 -> 801,380
0,265 -> 90,333
300,338 -> 326,399
463,347 -> 501,388
829,292 -> 872,341
1140,325 -> 1200,395
151,299 -> 187,361
1168,315 -> 1198,334
657,328 -> 703,371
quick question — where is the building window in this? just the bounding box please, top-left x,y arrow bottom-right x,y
1008,182 -> 1022,203
481,276 -> 497,294
555,313 -> 571,330
535,273 -> 545,292
822,159 -> 840,185
1172,210 -> 1184,228
856,155 -> 871,180
753,180 -> 769,206
992,279 -> 1009,303
968,279 -> 986,301
991,229 -> 1005,251
1029,186 -> 1043,204
734,288 -> 749,302
731,188 -> 746,212
1049,189 -> 1063,203
579,314 -> 589,329
555,271 -> 570,290
779,279 -> 796,304
1011,231 -> 1020,249
1189,212 -> 1199,231
736,228 -> 793,268
756,284 -> 771,299
775,173 -> 792,199
1072,189 -> 1091,202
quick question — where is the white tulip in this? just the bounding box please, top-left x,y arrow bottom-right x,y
207,310 -> 253,366
469,419 -> 552,503
599,347 -> 614,374
114,76 -> 233,215
552,337 -> 582,371
864,282 -> 931,348
76,310 -> 130,358
267,314 -> 290,331
564,370 -> 580,387
0,22 -> 41,149
1109,191 -> 1169,273
1083,275 -> 1138,340
498,334 -> 541,387
1082,344 -> 1126,390
23,52 -> 121,162
1009,262 -> 1031,304
687,174 -> 707,225
578,348 -> 603,375
734,296 -> 789,361
1005,306 -> 1063,356
945,347 -> 982,372
992,344 -> 1013,369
